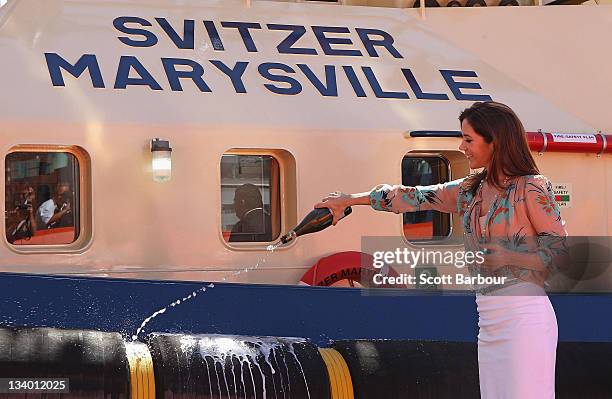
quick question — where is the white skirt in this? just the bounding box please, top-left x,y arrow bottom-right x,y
477,282 -> 558,399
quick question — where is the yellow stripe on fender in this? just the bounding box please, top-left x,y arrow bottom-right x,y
125,341 -> 156,399
319,348 -> 354,399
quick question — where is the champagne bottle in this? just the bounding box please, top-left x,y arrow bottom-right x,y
280,207 -> 352,244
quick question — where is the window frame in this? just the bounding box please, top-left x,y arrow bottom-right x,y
219,148 -> 297,251
4,145 -> 92,253
400,152 -> 454,244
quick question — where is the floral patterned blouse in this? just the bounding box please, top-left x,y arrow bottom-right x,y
369,175 -> 568,293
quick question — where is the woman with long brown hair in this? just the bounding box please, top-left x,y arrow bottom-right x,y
316,101 -> 567,398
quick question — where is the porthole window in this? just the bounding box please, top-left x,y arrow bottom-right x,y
5,151 -> 80,245
401,156 -> 451,242
221,154 -> 281,243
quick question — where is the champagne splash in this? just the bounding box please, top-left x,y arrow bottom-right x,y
130,207 -> 354,341
131,283 -> 214,341
131,243 -> 280,341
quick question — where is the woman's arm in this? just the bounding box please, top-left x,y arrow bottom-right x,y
524,175 -> 569,274
481,245 -> 548,272
315,178 -> 466,225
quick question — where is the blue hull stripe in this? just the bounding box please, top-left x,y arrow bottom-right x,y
0,273 -> 610,345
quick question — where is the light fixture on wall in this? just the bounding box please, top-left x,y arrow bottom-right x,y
151,138 -> 172,182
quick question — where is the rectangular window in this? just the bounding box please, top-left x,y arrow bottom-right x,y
401,156 -> 451,241
5,152 -> 80,245
221,154 -> 281,243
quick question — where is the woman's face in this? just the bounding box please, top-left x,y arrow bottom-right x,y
459,119 -> 494,170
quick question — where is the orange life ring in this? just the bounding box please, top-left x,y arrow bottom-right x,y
299,251 -> 402,288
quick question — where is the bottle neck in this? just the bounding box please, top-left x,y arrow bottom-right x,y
280,230 -> 297,244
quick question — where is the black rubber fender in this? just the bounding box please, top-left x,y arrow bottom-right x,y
332,340 -> 479,399
556,342 -> 612,399
0,327 -> 130,398
147,333 -> 330,399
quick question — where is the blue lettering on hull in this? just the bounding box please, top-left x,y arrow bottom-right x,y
42,17 -> 493,101
45,52 -> 491,101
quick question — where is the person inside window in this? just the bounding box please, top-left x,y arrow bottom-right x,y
229,183 -> 271,242
36,182 -> 73,229
7,185 -> 37,243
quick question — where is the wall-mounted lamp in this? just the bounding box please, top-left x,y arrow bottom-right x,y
151,138 -> 172,182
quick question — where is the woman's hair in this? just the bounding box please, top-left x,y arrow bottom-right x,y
459,101 -> 539,195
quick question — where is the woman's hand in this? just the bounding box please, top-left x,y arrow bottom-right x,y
480,243 -> 519,272
481,242 -> 548,273
315,191 -> 352,226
